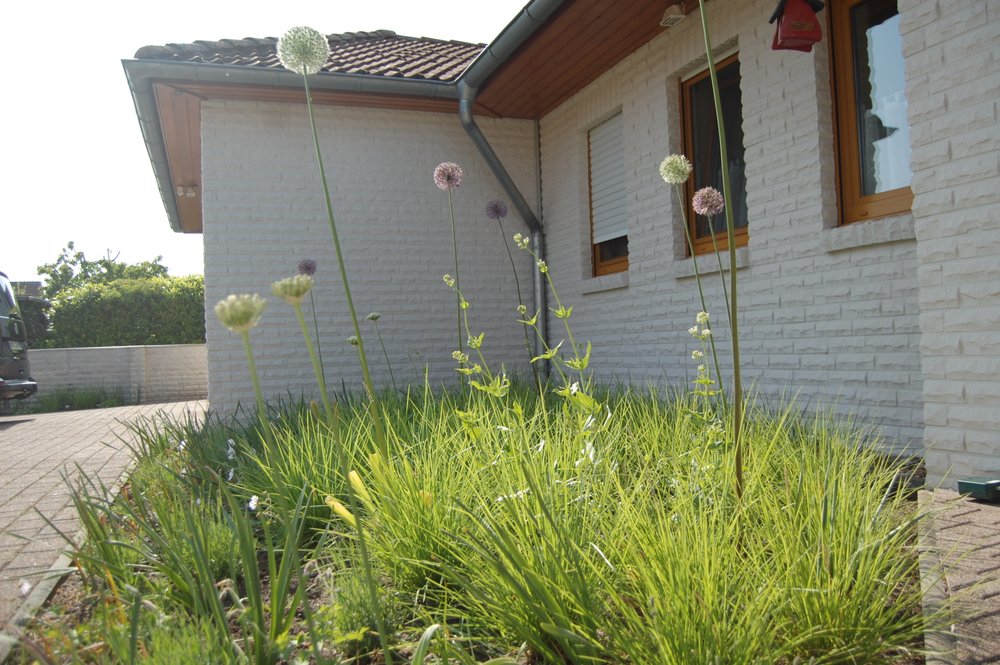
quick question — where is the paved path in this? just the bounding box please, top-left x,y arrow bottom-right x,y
0,401 -> 206,655
922,489 -> 1000,664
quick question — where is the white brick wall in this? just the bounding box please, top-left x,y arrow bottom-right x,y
193,0 -> 999,483
538,0 -> 924,455
903,0 -> 1000,484
27,345 -> 207,402
201,102 -> 539,415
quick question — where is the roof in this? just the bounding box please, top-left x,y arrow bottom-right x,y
133,30 -> 485,83
124,0 -> 694,234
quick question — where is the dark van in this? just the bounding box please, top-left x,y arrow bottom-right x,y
0,271 -> 37,400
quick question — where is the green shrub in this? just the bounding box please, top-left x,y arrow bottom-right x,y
46,275 -> 204,348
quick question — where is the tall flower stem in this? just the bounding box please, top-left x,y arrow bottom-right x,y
301,74 -> 387,457
706,215 -> 732,316
293,302 -> 334,422
698,0 -> 744,501
448,189 -> 463,362
372,321 -> 397,393
498,218 -> 540,387
307,292 -> 327,390
676,184 -> 726,409
240,330 -> 267,427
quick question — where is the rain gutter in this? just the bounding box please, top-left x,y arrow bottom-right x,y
455,0 -> 568,368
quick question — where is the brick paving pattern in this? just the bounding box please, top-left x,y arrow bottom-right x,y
0,401 -> 206,639
924,489 -> 1000,665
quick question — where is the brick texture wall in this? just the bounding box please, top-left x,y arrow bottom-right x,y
201,102 -> 539,415
903,0 -> 1000,484
538,0 -> 924,455
27,345 -> 207,403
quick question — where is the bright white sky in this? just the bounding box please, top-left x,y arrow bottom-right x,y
1,0 -> 527,284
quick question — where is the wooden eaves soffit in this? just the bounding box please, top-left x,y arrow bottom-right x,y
151,81 -> 483,234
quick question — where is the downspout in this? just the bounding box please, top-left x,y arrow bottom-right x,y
453,0 -> 567,376
457,83 -> 547,369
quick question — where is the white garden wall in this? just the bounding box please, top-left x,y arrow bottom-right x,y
28,345 -> 207,403
538,0 -> 924,455
200,101 -> 539,415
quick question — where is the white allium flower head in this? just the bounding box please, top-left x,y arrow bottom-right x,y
659,154 -> 693,185
277,26 -> 330,75
215,294 -> 266,333
271,274 -> 314,306
696,311 -> 710,325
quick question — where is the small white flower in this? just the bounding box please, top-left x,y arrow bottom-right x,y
688,325 -> 699,337
495,488 -> 530,502
696,311 -> 710,325
443,274 -> 456,288
247,495 -> 259,511
226,439 -> 236,460
570,382 -> 580,395
227,468 -> 235,482
698,364 -> 706,373
692,349 -> 704,360
177,440 -> 187,452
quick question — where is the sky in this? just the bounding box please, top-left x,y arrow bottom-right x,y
0,0 -> 528,284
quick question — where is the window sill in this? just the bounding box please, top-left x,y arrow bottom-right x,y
674,247 -> 749,280
582,271 -> 629,295
825,213 -> 915,253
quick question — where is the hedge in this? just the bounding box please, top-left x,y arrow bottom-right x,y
46,276 -> 205,348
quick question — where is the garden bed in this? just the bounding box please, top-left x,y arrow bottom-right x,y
8,386 -> 942,664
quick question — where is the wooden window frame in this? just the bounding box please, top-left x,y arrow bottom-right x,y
680,54 -> 749,255
588,114 -> 629,276
830,0 -> 913,225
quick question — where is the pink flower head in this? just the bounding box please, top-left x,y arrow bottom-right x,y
297,259 -> 317,276
692,187 -> 725,217
434,162 -> 463,190
486,199 -> 508,220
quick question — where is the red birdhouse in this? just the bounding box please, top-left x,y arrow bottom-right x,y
770,0 -> 825,52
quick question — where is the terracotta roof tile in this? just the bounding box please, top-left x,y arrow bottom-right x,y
133,30 -> 484,83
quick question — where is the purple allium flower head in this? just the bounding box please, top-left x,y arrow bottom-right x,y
433,162 -> 463,190
486,199 -> 509,221
692,187 -> 725,216
298,259 -> 317,276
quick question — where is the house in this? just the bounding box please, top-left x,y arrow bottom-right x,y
123,0 -> 999,486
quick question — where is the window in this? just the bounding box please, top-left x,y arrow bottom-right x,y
831,0 -> 912,224
588,113 -> 628,276
681,54 -> 748,254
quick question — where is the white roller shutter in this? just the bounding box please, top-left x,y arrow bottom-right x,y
589,113 -> 627,244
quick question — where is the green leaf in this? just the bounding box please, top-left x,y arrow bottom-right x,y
531,340 -> 563,364
552,305 -> 573,320
517,310 -> 539,326
564,342 -> 592,371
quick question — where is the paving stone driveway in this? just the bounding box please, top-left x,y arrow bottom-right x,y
0,401 -> 206,649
